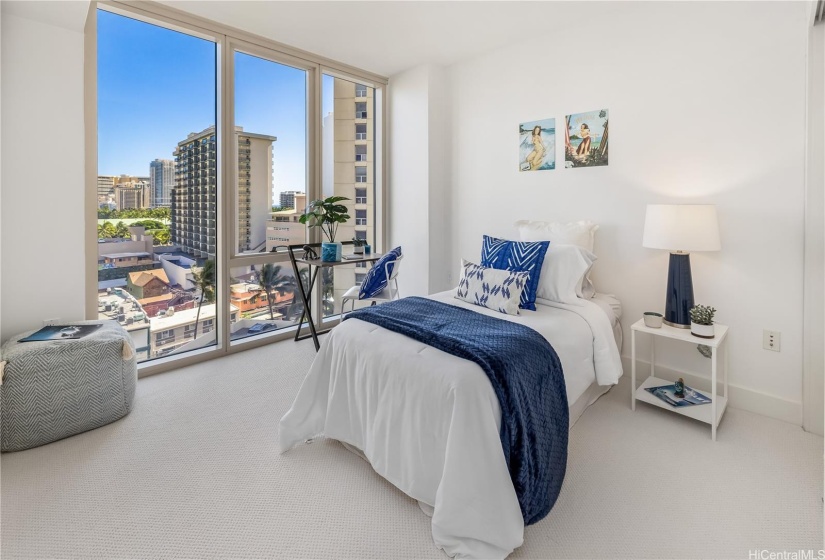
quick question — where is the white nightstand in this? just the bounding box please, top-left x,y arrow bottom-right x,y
631,319 -> 730,441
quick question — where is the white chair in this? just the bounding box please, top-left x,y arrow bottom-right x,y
341,254 -> 403,317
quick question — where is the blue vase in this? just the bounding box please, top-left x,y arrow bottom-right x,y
321,242 -> 342,262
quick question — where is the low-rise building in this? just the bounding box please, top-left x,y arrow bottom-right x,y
99,226 -> 155,269
101,252 -> 154,268
97,287 -> 151,361
149,303 -> 239,358
229,282 -> 293,317
127,269 -> 171,299
158,253 -> 197,291
265,193 -> 307,251
137,293 -> 179,318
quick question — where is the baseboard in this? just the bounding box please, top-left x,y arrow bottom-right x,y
621,356 -> 803,427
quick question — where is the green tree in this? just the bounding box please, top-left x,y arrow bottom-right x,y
253,264 -> 296,320
96,207 -> 172,221
152,229 -> 171,245
115,221 -> 130,238
192,260 -> 216,338
131,219 -> 165,230
286,266 -> 310,321
98,221 -> 117,239
97,207 -> 115,220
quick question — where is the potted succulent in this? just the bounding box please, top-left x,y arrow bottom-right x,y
298,196 -> 350,262
689,304 -> 716,339
351,237 -> 366,255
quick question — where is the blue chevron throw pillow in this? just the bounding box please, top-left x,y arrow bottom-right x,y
481,235 -> 550,311
359,246 -> 402,299
455,260 -> 528,315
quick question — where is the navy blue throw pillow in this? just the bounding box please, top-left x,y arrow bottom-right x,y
359,247 -> 402,299
480,235 -> 549,311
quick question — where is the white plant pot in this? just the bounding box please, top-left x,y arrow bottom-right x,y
691,322 -> 715,339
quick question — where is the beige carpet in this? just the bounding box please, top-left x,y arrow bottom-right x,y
2,338 -> 822,559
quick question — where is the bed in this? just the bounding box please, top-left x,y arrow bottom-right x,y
279,289 -> 623,559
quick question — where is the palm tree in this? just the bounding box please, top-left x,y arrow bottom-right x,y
192,259 -> 216,338
253,263 -> 295,320
115,221 -> 130,239
98,221 -> 117,239
285,266 -> 310,321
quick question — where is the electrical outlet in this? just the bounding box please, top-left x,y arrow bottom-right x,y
43,318 -> 61,326
763,330 -> 781,352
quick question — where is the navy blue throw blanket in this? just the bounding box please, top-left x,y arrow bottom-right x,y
344,296 -> 569,525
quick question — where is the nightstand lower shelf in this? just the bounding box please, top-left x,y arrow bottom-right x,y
635,375 -> 728,426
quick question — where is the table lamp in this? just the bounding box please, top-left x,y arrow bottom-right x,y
642,204 -> 721,328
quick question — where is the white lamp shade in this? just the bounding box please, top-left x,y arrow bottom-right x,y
642,204 -> 721,252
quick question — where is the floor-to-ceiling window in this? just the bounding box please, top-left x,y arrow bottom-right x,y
228,46 -> 310,343
320,75 -> 377,319
96,9 -> 218,363
92,4 -> 386,371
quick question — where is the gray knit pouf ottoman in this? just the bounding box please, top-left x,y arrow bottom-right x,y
0,320 -> 137,452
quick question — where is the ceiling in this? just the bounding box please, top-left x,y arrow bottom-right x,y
1,1 -> 91,33
159,1 -> 634,78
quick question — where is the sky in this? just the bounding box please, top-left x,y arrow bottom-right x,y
98,10 -> 331,200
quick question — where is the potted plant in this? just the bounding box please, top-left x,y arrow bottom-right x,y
298,196 -> 350,262
689,304 -> 716,339
351,237 -> 366,255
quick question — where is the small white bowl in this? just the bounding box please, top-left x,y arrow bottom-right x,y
643,312 -> 664,328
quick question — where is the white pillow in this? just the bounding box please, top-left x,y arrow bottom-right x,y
515,220 -> 599,298
455,259 -> 528,316
514,220 -> 599,253
534,244 -> 596,306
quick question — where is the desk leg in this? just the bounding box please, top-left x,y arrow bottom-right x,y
292,264 -> 321,351
631,329 -> 636,411
712,347 -> 718,441
650,335 -> 655,378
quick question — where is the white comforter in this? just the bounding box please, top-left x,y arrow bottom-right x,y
279,291 -> 623,558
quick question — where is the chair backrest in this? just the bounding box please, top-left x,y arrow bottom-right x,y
385,254 -> 403,282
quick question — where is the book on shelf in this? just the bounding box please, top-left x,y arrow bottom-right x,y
645,384 -> 712,407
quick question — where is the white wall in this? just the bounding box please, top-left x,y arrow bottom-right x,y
389,65 -> 430,296
447,1 -> 809,422
388,64 -> 452,297
1,8 -> 87,341
804,19 -> 825,435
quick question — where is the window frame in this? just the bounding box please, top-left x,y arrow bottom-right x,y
86,1 -> 389,378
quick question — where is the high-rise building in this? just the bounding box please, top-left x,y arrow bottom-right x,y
171,126 -> 275,259
279,190 -> 304,210
97,175 -> 116,208
113,175 -> 151,210
266,193 -> 307,251
323,80 -> 375,310
237,129 -> 277,253
172,128 -> 217,259
150,159 -> 175,208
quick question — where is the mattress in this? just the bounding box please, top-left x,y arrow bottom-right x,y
280,290 -> 623,558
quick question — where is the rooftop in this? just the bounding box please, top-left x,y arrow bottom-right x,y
138,293 -> 177,305
149,303 -> 239,330
129,269 -> 170,287
102,252 -> 152,259
97,288 -> 150,332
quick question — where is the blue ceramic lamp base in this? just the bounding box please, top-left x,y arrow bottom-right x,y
664,252 -> 694,329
